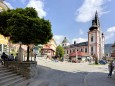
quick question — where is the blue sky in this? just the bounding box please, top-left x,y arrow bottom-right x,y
4,0 -> 115,45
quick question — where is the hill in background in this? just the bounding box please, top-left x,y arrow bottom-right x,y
104,44 -> 112,55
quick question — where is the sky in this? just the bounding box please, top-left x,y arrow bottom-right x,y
3,0 -> 115,45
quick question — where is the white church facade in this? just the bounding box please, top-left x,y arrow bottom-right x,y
62,11 -> 105,60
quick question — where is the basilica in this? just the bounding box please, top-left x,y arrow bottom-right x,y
62,11 -> 105,60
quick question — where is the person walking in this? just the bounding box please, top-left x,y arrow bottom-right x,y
1,52 -> 8,65
108,60 -> 114,78
9,54 -> 14,61
15,53 -> 18,61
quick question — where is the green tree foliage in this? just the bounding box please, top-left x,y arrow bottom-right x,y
56,45 -> 64,58
0,7 -> 53,61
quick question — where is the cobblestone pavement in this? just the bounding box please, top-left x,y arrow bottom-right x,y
28,58 -> 115,86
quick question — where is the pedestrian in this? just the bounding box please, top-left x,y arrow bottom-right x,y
108,60 -> 114,78
1,52 -> 8,65
15,53 -> 18,61
9,54 -> 14,61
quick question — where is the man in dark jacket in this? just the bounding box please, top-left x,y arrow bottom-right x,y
1,52 -> 8,65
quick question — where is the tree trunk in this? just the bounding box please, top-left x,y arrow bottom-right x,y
95,57 -> 98,64
27,45 -> 30,61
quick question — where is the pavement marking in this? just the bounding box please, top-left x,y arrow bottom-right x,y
84,72 -> 93,86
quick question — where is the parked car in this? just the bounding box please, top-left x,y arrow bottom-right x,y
71,59 -> 81,63
99,60 -> 107,64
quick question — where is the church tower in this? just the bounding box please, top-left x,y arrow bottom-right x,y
62,37 -> 70,47
88,11 -> 104,60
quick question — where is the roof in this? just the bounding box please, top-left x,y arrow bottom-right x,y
64,42 -> 88,48
62,37 -> 69,43
41,48 -> 55,52
69,51 -> 89,57
89,11 -> 100,31
89,25 -> 98,31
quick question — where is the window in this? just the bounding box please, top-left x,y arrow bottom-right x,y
3,45 -> 7,52
85,48 -> 87,53
91,46 -> 93,51
81,48 -> 83,52
70,50 -> 71,53
73,49 -> 75,52
91,36 -> 93,42
67,50 -> 68,54
91,46 -> 93,55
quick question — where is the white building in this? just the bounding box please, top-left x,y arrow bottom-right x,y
62,11 -> 104,60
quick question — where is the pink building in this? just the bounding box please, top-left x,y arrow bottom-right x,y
62,11 -> 104,60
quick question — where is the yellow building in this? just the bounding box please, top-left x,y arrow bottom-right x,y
41,38 -> 57,58
0,1 -> 9,54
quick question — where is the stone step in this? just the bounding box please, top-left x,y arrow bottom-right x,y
0,67 -> 13,71
0,69 -> 13,73
0,71 -> 15,77
0,67 -> 8,70
0,75 -> 22,86
0,73 -> 18,81
2,77 -> 26,86
0,65 -> 28,86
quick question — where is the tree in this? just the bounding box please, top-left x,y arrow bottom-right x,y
93,54 -> 98,64
56,45 -> 64,58
0,7 -> 53,61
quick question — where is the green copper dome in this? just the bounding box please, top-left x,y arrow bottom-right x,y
62,37 -> 69,43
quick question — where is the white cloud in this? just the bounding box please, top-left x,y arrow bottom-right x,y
79,29 -> 84,35
105,26 -> 115,40
75,0 -> 110,22
72,37 -> 87,43
53,35 -> 65,45
26,0 -> 46,18
4,1 -> 14,9
107,27 -> 115,32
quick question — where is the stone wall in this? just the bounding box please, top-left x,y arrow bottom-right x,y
5,61 -> 38,79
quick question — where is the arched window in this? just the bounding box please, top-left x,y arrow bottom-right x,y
67,50 -> 68,54
91,35 -> 93,42
91,46 -> 93,55
85,48 -> 87,53
70,50 -> 71,53
73,49 -> 75,52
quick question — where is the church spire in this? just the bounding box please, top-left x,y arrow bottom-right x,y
95,10 -> 98,19
89,11 -> 101,31
95,11 -> 100,27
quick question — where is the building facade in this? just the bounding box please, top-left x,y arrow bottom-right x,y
41,38 -> 57,58
62,11 -> 104,60
111,42 -> 115,58
0,1 -> 9,55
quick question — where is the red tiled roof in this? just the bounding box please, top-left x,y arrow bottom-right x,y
69,51 -> 89,57
41,48 -> 55,52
